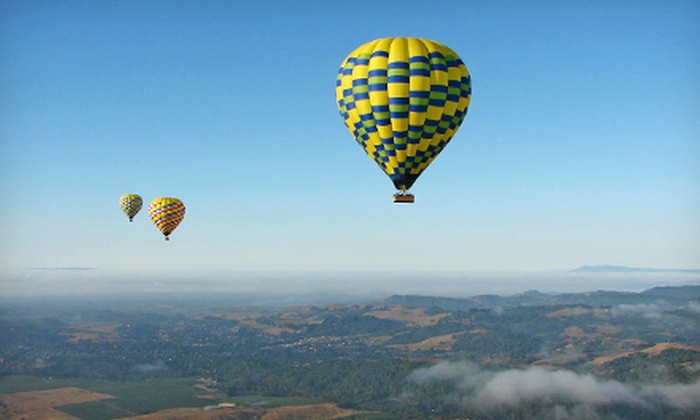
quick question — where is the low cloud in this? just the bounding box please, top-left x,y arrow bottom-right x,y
648,382 -> 700,411
132,360 -> 168,373
685,301 -> 700,313
406,360 -> 700,418
613,303 -> 668,318
473,367 -> 644,409
613,301 -> 700,321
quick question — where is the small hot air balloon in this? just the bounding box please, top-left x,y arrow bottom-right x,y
148,197 -> 185,241
119,194 -> 143,222
336,37 -> 472,203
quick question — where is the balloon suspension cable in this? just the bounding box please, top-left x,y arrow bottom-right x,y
393,190 -> 415,204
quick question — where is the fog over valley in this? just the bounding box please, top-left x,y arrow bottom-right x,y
2,268 -> 699,304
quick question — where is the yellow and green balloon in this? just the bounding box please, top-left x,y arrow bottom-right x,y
336,37 -> 472,202
119,194 -> 143,222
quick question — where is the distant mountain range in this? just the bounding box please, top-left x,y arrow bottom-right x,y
572,265 -> 700,274
384,285 -> 700,311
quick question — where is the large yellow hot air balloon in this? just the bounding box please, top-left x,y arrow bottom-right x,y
148,197 -> 185,241
336,37 -> 472,203
119,194 -> 143,222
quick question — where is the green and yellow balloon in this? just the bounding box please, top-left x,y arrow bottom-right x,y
119,194 -> 143,222
336,37 -> 472,203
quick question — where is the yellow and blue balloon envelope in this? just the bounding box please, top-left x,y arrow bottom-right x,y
336,37 -> 471,202
119,194 -> 143,222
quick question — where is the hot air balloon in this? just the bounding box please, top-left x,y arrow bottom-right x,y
336,37 -> 472,203
148,197 -> 185,241
119,194 -> 143,222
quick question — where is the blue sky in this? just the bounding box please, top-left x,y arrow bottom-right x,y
1,1 -> 699,282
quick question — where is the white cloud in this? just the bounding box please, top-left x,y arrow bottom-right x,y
474,367 -> 645,409
686,301 -> 700,313
613,303 -> 667,318
407,360 -> 700,417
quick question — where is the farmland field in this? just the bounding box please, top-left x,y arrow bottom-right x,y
0,386 -> 115,420
0,376 -> 371,420
0,376 -> 211,420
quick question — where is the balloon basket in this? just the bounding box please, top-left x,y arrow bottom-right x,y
393,193 -> 415,204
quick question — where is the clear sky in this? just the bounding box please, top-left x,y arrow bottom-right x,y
1,1 -> 699,284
